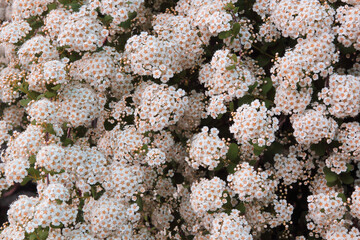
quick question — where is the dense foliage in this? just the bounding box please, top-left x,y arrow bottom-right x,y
0,0 -> 359,239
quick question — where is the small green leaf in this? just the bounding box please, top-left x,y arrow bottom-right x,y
119,19 -> 131,29
218,30 -> 232,39
20,177 -> 32,186
45,123 -> 56,135
227,162 -> 237,174
253,144 -> 266,156
226,65 -> 236,70
323,167 -> 338,183
227,143 -> 239,162
232,22 -> 241,36
19,99 -> 31,107
62,138 -> 73,146
44,91 -> 56,98
235,201 -> 245,214
326,180 -> 338,187
337,193 -> 347,202
346,164 -> 354,172
36,94 -> 45,100
136,195 -> 143,211
47,2 -> 57,11
128,11 -> 137,20
229,101 -> 234,112
238,95 -> 254,106
339,172 -> 354,185
51,84 -> 61,91
38,229 -> 49,240
311,141 -> 327,156
29,155 -> 36,164
261,78 -> 273,95
29,234 -> 37,240
229,54 -> 238,63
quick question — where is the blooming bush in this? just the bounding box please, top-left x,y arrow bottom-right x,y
0,0 -> 359,239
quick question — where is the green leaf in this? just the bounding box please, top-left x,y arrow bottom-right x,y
119,19 -> 131,29
218,30 -> 232,39
47,2 -> 57,11
136,195 -> 143,211
19,99 -> 31,107
226,65 -> 236,70
28,167 -> 40,179
323,167 -> 338,183
339,173 -> 354,185
51,84 -> 61,91
261,77 -> 273,95
248,82 -> 258,93
44,91 -> 56,98
232,22 -> 241,36
62,138 -> 73,146
29,155 -> 36,164
238,95 -> 254,106
227,143 -> 239,162
20,176 -> 32,186
45,123 -> 56,135
229,101 -> 234,111
310,141 -> 327,156
224,2 -> 235,10
346,164 -> 354,172
36,94 -> 45,100
29,234 -> 37,240
256,55 -> 270,67
337,193 -> 347,202
253,144 -> 266,156
326,180 -> 338,187
229,54 -> 238,63
235,201 -> 245,214
227,162 -> 237,174
38,229 -> 49,240
128,11 -> 137,20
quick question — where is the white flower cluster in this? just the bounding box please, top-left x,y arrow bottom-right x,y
274,146 -> 305,185
186,127 -> 228,170
228,162 -> 278,202
335,5 -> 360,50
0,20 -> 31,44
88,0 -> 144,31
83,195 -> 140,238
134,83 -> 188,133
11,0 -> 54,19
270,0 -> 334,38
230,100 -> 279,147
210,210 -> 253,240
0,67 -> 23,103
57,83 -> 105,127
57,7 -> 109,52
175,0 -> 236,39
307,190 -> 347,238
337,122 -> 360,161
18,35 -> 59,69
27,59 -> 68,92
271,33 -> 338,89
318,74 -> 360,118
291,104 -> 338,145
190,177 -> 226,214
199,49 -> 258,117
7,184 -> 77,233
125,14 -> 203,82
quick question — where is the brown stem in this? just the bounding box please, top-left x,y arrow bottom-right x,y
2,183 -> 20,198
